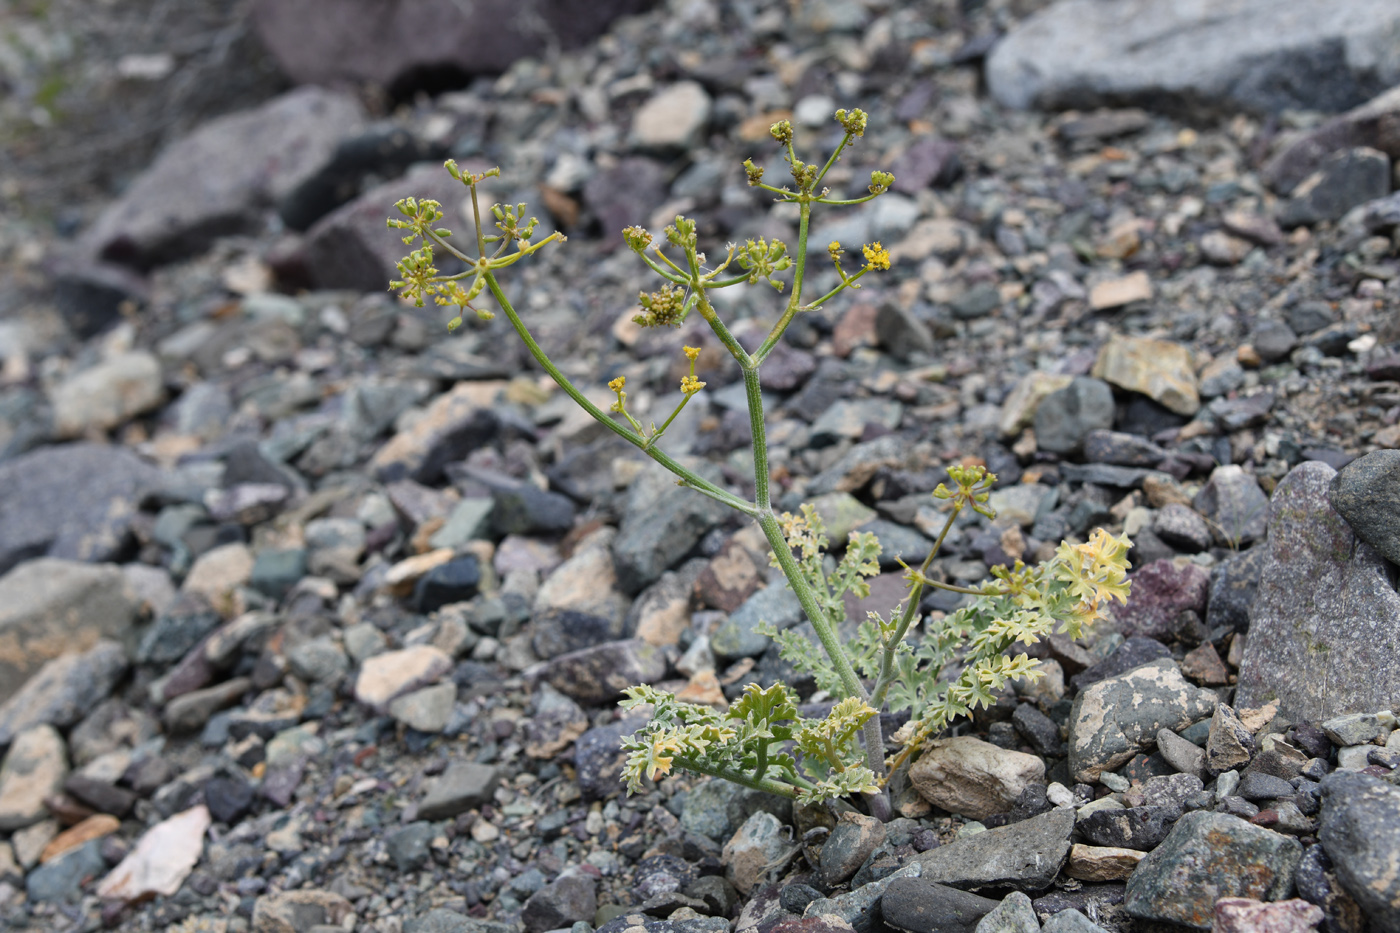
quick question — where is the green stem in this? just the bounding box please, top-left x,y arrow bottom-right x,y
485,274 -> 757,517
677,757 -> 810,798
752,197 -> 813,365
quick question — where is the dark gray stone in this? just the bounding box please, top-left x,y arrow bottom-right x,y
880,879 -> 1000,933
1011,703 -> 1063,757
1034,378 -> 1115,455
574,716 -> 648,802
1284,300 -> 1338,336
713,584 -> 804,661
413,556 -> 481,613
522,870 -> 597,933
1318,772 -> 1400,932
1279,147 -> 1393,228
821,813 -> 887,886
1193,465 -> 1271,548
530,639 -> 668,706
1125,811 -> 1303,928
204,774 -> 255,824
1070,636 -> 1171,691
876,303 -> 935,362
406,910 -> 515,933
0,639 -> 128,746
1206,548 -> 1266,634
1041,910 -> 1111,933
0,443 -> 164,575
387,821 -> 436,872
972,891 -> 1039,933
83,87 -> 366,269
1330,449 -> 1400,568
912,807 -> 1075,893
1079,805 -> 1180,850
1237,771 -> 1295,802
1082,430 -> 1167,467
986,0 -> 1400,116
614,463 -> 730,595
531,609 -> 622,661
1236,462 -> 1400,722
1251,320 -> 1299,363
417,761 -> 499,820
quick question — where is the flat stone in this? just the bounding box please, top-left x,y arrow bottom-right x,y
163,677 -> 251,733
986,0 -> 1400,116
1087,272 -> 1152,311
417,761 -> 499,820
1329,449 -> 1400,568
0,725 -> 68,831
615,462 -> 730,595
96,804 -> 210,902
25,838 -> 106,903
1206,705 -> 1256,776
533,526 -> 628,629
1092,335 -> 1199,416
880,878 -> 1000,933
354,645 -> 452,713
1320,711 -> 1396,747
0,639 -> 127,746
522,869 -> 597,933
1069,658 -> 1217,783
972,891 -> 1039,933
50,351 -> 163,438
1279,147 -> 1392,228
1156,728 -> 1206,778
1236,462 -> 1400,722
388,681 -> 457,733
1318,772 -> 1400,931
1212,898 -> 1324,933
1265,84 -> 1400,192
1111,560 -> 1210,641
909,736 -> 1046,821
1124,811 -> 1303,929
820,812 -> 886,886
1064,844 -> 1145,882
1193,465 -> 1271,548
369,381 -> 506,485
912,807 -> 1075,893
631,82 -> 712,151
725,811 -> 792,896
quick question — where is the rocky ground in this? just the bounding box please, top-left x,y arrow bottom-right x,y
1,1 -> 1399,932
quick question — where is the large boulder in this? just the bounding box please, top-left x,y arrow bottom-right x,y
250,0 -> 657,91
82,87 -> 367,269
986,0 -> 1400,117
1235,461 -> 1400,722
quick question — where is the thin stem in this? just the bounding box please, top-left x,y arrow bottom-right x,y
485,274 -> 757,517
744,367 -> 770,510
676,757 -> 812,798
813,133 -> 853,187
751,198 -> 813,365
815,193 -> 882,206
694,294 -> 754,368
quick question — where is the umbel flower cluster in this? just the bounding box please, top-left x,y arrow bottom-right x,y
389,109 -> 1132,819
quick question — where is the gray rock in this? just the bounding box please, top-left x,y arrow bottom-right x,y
1318,772 -> 1400,931
1069,658 -> 1218,783
418,761 -> 499,820
1251,320 -> 1299,364
1237,772 -> 1295,801
1078,805 -> 1180,850
24,839 -> 105,903
387,821 -> 436,872
1329,449 -> 1400,568
724,811 -> 792,896
1070,636 -> 1171,692
1320,711 -> 1395,747
1033,378 -> 1114,455
821,812 -> 887,886
880,878 -> 1000,933
251,0 -> 650,89
1206,548 -> 1266,634
1083,430 -> 1167,467
251,890 -> 355,933
986,0 -> 1400,116
406,910 -> 515,933
1156,729 -> 1206,779
1264,85 -> 1400,192
0,444 -> 164,576
573,716 -> 648,802
973,892 -> 1039,933
1279,147 -> 1392,228
529,639 -> 668,706
1193,465 -> 1271,549
388,682 -> 457,733
83,87 -> 366,269
0,639 -> 127,746
1041,910 -> 1110,933
1151,504 -> 1212,553
1236,462 -> 1400,722
876,303 -> 935,362
1124,811 -> 1303,928
614,463 -> 730,595
713,584 -> 804,661
1284,300 -> 1338,336
810,399 -> 904,447
681,779 -> 794,841
0,559 -> 142,707
913,807 -> 1075,893
522,869 -> 597,933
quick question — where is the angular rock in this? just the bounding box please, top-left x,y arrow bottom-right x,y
1091,335 -> 1199,417
1069,658 -> 1218,783
388,681 -> 457,733
986,0 -> 1400,116
1124,811 -> 1303,928
574,716 -> 649,802
50,351 -> 163,438
0,444 -> 163,576
418,761 -> 499,820
522,869 -> 597,933
820,812 -> 886,886
724,811 -> 790,896
615,463 -> 730,594
25,839 -> 106,903
999,372 -> 1074,439
880,878 -> 1000,933
1151,504 -> 1212,553
913,807 -> 1075,893
1064,844 -> 1145,882
533,526 -> 628,628
1329,449 -> 1400,568
1207,548 -> 1267,634
1318,771 -> 1400,932
1112,559 -> 1210,641
529,639 -> 668,705
1236,462 -> 1400,722
1194,465 -> 1271,549
909,736 -> 1046,821
83,87 -> 366,269
973,891 -> 1039,933
1212,898 -> 1324,933
369,381 -> 504,484
0,725 -> 67,831
0,639 -> 127,746
631,81 -> 712,151
1279,147 -> 1392,228
354,645 -> 452,713
1078,805 -> 1180,850
1033,377 -> 1114,455
1265,85 -> 1400,192
95,804 -> 209,902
